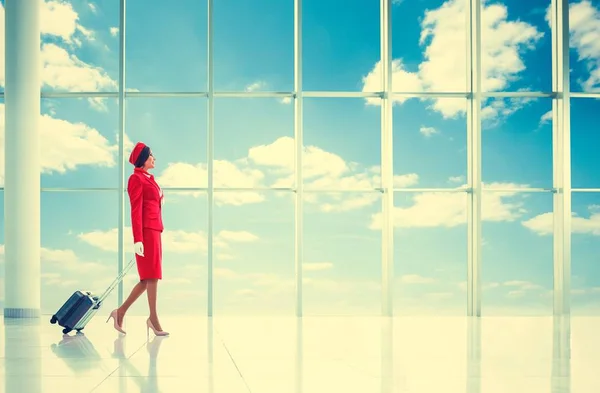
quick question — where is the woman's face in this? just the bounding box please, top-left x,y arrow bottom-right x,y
144,152 -> 155,169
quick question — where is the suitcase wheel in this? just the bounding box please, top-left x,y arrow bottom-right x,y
62,328 -> 72,334
50,316 -> 57,324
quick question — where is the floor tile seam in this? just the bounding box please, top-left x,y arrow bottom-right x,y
215,328 -> 254,393
88,337 -> 150,392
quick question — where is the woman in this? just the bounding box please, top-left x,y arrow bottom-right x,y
106,141 -> 169,337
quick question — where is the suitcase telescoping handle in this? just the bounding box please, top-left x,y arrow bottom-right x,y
97,257 -> 136,304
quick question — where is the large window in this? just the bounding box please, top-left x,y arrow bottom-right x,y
0,0 -> 594,316
393,192 -> 468,315
40,191 -> 119,314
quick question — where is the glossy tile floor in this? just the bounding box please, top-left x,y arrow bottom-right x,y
0,314 -> 598,392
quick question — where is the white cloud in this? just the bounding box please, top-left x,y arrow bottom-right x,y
245,81 -> 267,92
399,274 -> 436,284
0,2 -> 117,97
217,230 -> 259,243
156,161 -> 266,205
216,252 -> 236,261
362,0 -> 543,119
303,262 -> 333,271
458,281 -> 501,291
448,175 -> 465,184
0,244 -> 109,274
569,0 -> 600,90
481,96 -> 538,127
77,227 -> 259,254
40,0 -> 82,44
247,137 -> 418,210
0,104 -> 123,186
41,43 -> 117,92
110,27 -> 119,36
504,280 -> 543,291
425,292 -> 454,300
158,136 -> 418,211
523,205 -> 600,236
539,110 -> 553,125
419,126 -> 438,137
370,182 -> 529,229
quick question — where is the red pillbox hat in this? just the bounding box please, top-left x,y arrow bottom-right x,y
128,142 -> 147,165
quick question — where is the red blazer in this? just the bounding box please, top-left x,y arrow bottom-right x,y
128,168 -> 164,243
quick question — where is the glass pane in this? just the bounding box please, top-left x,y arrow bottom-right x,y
304,0 -> 380,91
214,0 -> 293,91
41,191 -> 119,314
303,98 -> 381,190
122,191 -> 208,315
0,96 -> 4,186
393,98 -> 467,188
571,192 -> 600,315
569,0 -> 600,92
482,97 -> 553,188
125,98 -> 207,188
214,192 -> 294,315
40,98 -> 119,188
481,0 -> 551,92
303,192 -> 381,315
126,0 -> 208,92
39,0 -> 119,92
0,4 -> 4,92
214,98 -> 294,189
571,98 -> 600,188
0,190 -> 4,311
391,0 -> 467,93
393,192 -> 467,315
484,192 -> 554,315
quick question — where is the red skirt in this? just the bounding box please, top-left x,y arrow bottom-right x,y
136,228 -> 162,280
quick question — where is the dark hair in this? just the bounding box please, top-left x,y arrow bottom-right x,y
134,146 -> 151,167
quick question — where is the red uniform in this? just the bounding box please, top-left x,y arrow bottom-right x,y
128,167 -> 164,280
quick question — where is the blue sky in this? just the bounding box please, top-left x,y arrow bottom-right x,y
1,0 -> 600,316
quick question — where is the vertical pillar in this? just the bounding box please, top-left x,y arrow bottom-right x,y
552,0 -> 571,316
294,0 -> 304,318
4,0 -> 41,318
380,0 -> 394,316
117,0 -> 126,309
207,0 -> 214,317
466,0 -> 482,317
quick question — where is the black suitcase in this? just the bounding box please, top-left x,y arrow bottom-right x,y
50,258 -> 135,334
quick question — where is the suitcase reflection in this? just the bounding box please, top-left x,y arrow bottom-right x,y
51,333 -> 168,392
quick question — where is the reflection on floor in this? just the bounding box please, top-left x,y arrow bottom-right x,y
0,314 -> 597,392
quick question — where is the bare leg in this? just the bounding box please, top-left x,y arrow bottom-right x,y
146,279 -> 163,331
117,281 -> 147,325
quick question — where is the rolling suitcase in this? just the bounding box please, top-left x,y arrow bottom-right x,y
50,258 -> 136,334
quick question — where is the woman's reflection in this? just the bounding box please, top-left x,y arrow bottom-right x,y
112,335 -> 168,393
51,332 -> 168,393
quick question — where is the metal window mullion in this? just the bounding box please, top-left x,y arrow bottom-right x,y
117,0 -> 126,307
467,0 -> 482,317
552,0 -> 571,316
380,0 -> 394,317
561,0 -> 572,318
294,0 -> 303,318
207,0 -> 215,317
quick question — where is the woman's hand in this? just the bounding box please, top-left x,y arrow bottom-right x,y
134,241 -> 144,257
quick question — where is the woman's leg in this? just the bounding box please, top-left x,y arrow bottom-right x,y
117,280 -> 147,325
145,279 -> 164,330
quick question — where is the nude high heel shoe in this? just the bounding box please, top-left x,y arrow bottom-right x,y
146,318 -> 169,338
106,309 -> 126,334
